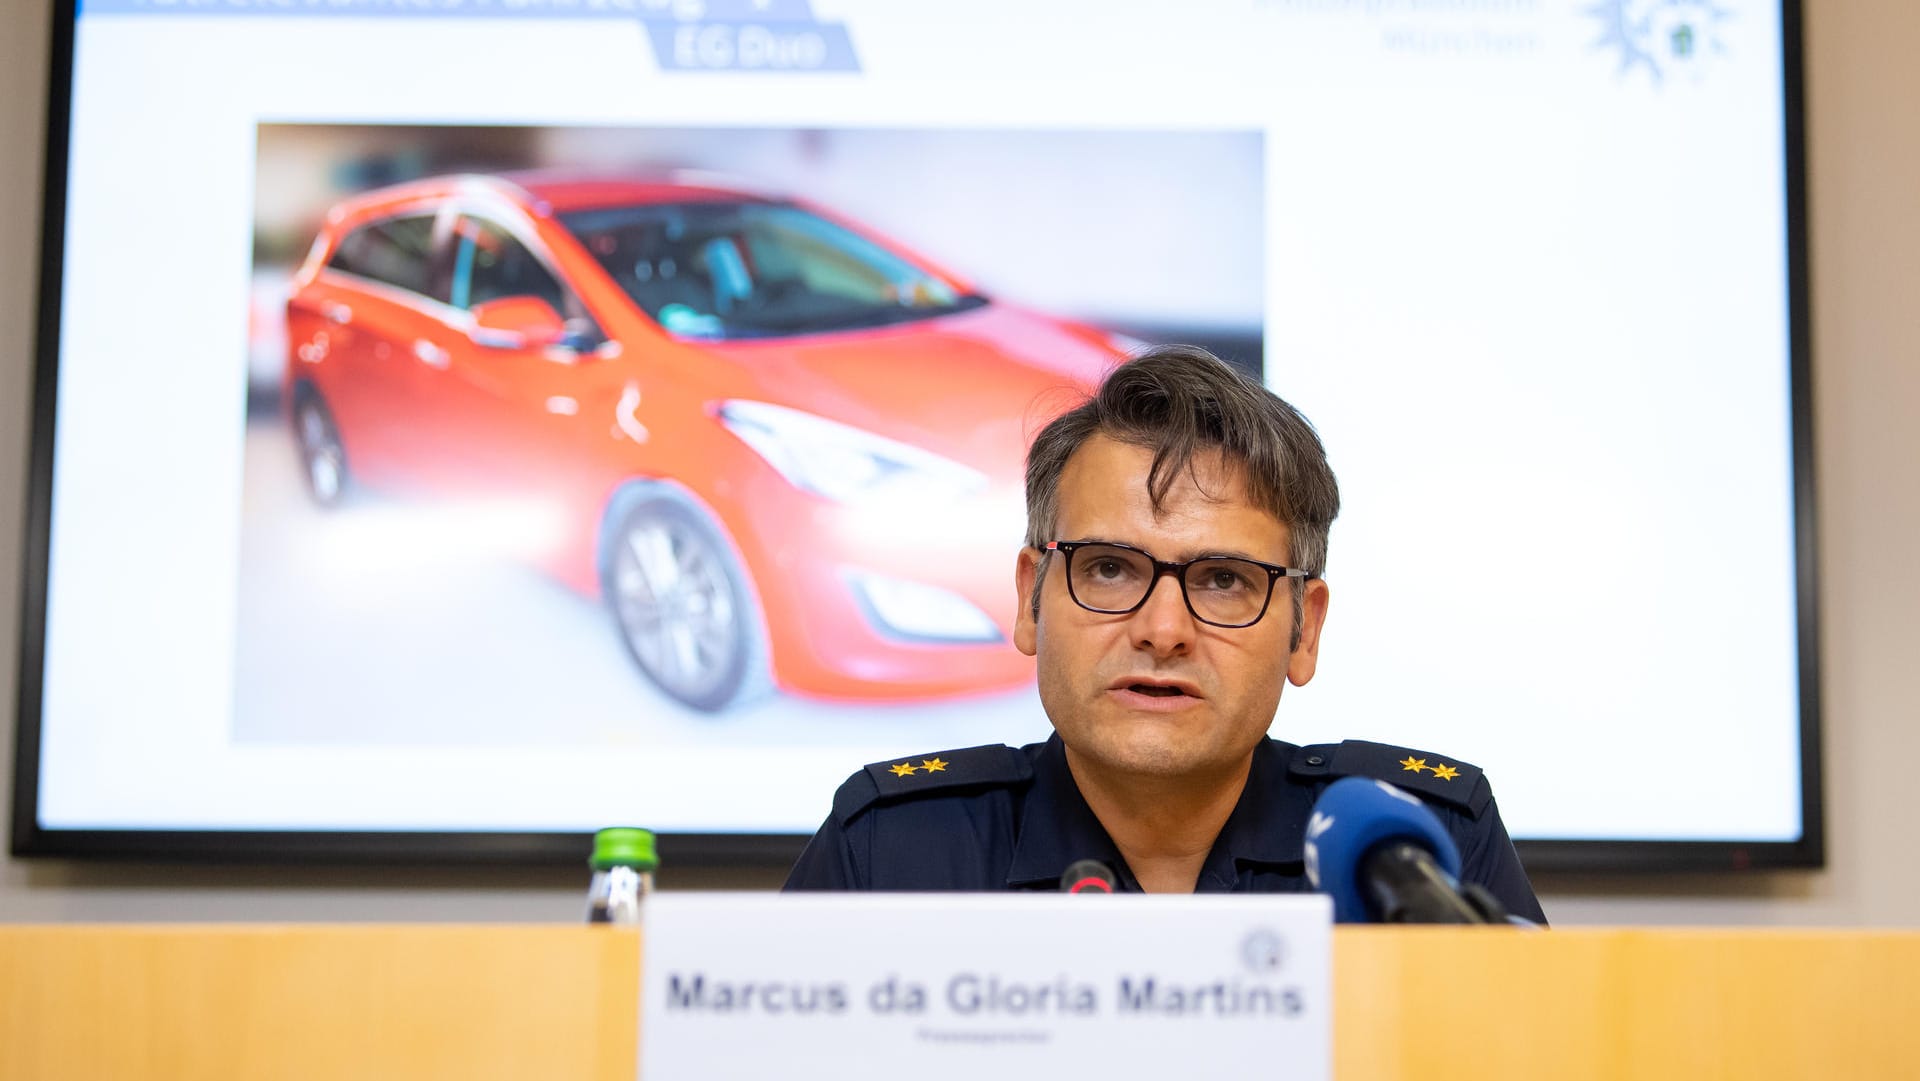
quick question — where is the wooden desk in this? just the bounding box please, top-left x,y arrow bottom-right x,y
3,925 -> 1915,1079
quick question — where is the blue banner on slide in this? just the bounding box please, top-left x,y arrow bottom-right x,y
645,19 -> 859,72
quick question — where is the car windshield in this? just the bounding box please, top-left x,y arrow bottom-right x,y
558,201 -> 986,340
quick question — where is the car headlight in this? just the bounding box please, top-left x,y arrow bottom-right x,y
847,571 -> 1003,643
717,400 -> 987,505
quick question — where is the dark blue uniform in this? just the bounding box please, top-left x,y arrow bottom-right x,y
784,733 -> 1546,924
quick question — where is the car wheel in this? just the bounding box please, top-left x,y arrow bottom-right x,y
292,388 -> 350,506
601,492 -> 769,712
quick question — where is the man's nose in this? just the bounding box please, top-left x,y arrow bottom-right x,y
1128,572 -> 1194,657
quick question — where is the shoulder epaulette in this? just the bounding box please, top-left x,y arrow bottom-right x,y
1287,739 -> 1492,818
831,744 -> 1033,826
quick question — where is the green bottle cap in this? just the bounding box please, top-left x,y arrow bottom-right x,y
590,827 -> 659,871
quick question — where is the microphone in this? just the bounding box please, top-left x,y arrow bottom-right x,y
1304,777 -> 1497,924
1061,859 -> 1118,894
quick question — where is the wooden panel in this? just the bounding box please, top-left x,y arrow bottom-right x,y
4,925 -> 1917,1080
0,925 -> 639,1081
1333,928 -> 1920,1080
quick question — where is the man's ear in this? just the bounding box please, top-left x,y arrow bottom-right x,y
1286,578 -> 1330,687
1013,547 -> 1043,658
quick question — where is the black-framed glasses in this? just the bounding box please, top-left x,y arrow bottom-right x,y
1044,540 -> 1310,629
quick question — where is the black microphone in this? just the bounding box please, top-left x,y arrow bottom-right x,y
1061,859 -> 1118,894
1358,841 -> 1492,924
1304,777 -> 1500,924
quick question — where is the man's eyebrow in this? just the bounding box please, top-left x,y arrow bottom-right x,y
1069,536 -> 1276,564
1187,547 -> 1274,564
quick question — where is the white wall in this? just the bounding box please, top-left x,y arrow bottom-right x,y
3,0 -> 1916,925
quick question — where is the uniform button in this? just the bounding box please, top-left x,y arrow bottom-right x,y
1305,755 -> 1325,766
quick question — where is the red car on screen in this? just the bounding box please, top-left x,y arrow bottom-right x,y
283,172 -> 1126,710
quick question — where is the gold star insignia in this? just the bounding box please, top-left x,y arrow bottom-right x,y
1431,763 -> 1460,781
1400,757 -> 1429,773
888,762 -> 919,777
921,758 -> 948,773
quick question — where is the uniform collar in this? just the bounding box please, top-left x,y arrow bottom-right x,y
1004,735 -> 1130,889
1004,734 -> 1312,891
1198,737 -> 1311,888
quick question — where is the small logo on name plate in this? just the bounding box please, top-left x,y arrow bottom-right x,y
1240,928 -> 1285,974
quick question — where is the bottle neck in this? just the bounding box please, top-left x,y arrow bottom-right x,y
587,864 -> 652,925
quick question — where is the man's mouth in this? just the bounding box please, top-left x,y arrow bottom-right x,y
1128,684 -> 1189,698
1111,677 -> 1202,700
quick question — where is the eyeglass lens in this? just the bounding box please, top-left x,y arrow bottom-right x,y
1066,544 -> 1271,626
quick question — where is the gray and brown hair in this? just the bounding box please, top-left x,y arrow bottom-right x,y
1023,344 -> 1341,641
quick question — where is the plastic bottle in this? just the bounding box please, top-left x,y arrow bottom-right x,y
586,826 -> 657,925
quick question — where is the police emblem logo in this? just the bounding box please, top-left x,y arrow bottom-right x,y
1586,0 -> 1732,86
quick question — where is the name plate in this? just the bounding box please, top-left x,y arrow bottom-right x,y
640,893 -> 1332,1080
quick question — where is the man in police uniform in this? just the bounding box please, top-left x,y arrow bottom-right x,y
784,345 -> 1544,921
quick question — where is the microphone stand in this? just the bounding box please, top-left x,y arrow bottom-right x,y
1360,842 -> 1504,924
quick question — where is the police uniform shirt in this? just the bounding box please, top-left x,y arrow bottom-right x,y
783,733 -> 1547,925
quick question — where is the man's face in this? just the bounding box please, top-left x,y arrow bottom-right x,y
1014,434 -> 1330,783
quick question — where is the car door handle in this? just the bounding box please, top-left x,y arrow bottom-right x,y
413,339 -> 451,370
321,301 -> 353,325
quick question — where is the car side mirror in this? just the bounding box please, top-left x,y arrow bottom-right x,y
469,296 -> 567,350
558,316 -> 605,354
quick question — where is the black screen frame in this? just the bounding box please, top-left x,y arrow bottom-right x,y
10,0 -> 1823,873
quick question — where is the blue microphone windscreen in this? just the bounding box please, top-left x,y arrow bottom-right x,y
1304,777 -> 1463,923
